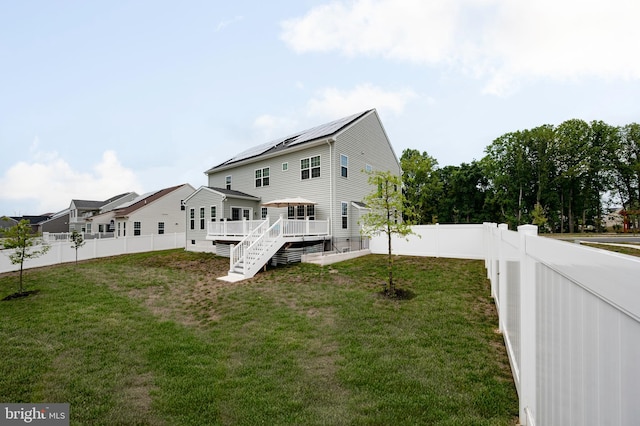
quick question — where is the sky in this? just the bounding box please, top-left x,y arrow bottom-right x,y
2,0 -> 640,216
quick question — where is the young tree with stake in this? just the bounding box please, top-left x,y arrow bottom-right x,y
1,218 -> 50,295
359,171 -> 416,297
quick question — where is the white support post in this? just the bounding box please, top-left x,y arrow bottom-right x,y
518,224 -> 538,425
229,244 -> 235,274
497,223 -> 509,333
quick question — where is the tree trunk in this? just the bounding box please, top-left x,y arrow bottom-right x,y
387,231 -> 394,295
568,187 -> 574,233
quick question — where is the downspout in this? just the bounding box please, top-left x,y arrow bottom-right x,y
327,137 -> 335,248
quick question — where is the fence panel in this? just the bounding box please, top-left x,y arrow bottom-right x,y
0,233 -> 186,274
483,224 -> 640,425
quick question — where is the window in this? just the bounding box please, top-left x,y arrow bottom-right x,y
255,167 -> 270,187
134,221 -> 141,236
307,205 -> 315,220
341,202 -> 348,229
340,154 -> 348,178
123,222 -> 126,237
158,222 -> 165,234
288,206 -> 295,219
180,200 -> 185,211
282,162 -> 288,171
297,205 -> 305,218
210,206 -> 216,222
301,155 -> 320,180
117,222 -> 121,237
190,208 -> 195,230
200,207 -> 205,230
261,207 -> 268,219
365,164 -> 373,173
98,224 -> 104,233
225,175 -> 232,190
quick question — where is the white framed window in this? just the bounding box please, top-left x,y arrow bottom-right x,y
282,162 -> 288,171
210,206 -> 217,222
225,175 -> 232,190
340,154 -> 348,178
158,222 -> 165,234
199,207 -> 205,230
190,208 -> 195,230
134,221 -> 141,236
261,207 -> 268,219
341,202 -> 348,229
301,155 -> 320,180
255,167 -> 270,187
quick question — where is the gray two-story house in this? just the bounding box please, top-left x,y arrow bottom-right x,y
184,109 -> 401,279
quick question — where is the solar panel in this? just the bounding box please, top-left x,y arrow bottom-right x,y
212,110 -> 371,169
286,111 -> 365,147
225,140 -> 280,164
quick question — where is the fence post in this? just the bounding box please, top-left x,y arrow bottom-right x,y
497,223 -> 509,333
518,224 -> 538,425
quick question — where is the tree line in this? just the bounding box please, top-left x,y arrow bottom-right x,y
401,119 -> 640,232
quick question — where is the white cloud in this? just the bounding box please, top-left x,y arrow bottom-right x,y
307,83 -> 417,118
253,114 -> 300,140
248,84 -> 416,148
281,0 -> 640,95
0,149 -> 143,214
215,15 -> 244,32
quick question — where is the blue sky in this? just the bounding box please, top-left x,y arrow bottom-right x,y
2,0 -> 640,216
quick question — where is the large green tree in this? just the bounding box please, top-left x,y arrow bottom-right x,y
400,149 -> 441,224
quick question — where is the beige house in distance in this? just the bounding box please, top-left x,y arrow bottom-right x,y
87,183 -> 195,237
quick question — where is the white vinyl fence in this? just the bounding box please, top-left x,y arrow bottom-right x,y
0,233 -> 186,274
371,223 -> 640,426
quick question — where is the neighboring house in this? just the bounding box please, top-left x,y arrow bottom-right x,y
185,109 -> 401,279
8,215 -> 53,233
99,184 -> 195,238
40,209 -> 71,233
0,216 -> 19,232
603,207 -> 625,231
68,192 -> 138,232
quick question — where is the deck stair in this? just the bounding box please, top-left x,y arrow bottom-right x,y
226,217 -> 286,279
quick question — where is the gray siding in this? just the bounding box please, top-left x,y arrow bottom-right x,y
201,109 -> 400,249
208,143 -> 332,222
185,188 -> 225,243
331,111 -> 401,240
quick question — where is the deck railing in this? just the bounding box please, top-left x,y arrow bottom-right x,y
208,219 -> 265,237
208,217 -> 329,239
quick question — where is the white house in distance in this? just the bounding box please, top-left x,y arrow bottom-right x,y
68,192 -> 138,232
87,183 -> 195,237
184,109 -> 401,279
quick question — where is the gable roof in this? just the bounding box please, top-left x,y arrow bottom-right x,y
184,186 -> 261,203
71,193 -> 134,211
71,199 -> 105,210
206,109 -> 373,173
113,184 -> 193,217
9,215 -> 53,225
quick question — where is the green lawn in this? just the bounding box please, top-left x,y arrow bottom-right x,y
0,250 -> 518,425
580,242 -> 640,258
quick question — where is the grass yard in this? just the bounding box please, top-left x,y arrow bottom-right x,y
0,250 -> 518,425
580,242 -> 640,258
